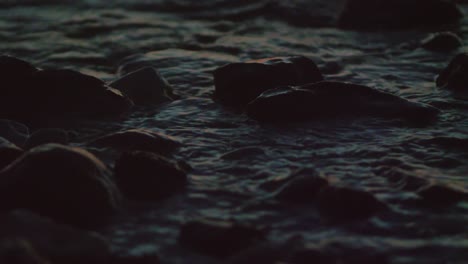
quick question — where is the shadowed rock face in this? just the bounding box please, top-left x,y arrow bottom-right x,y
0,144 -> 121,228
338,0 -> 463,30
246,81 -> 439,123
179,219 -> 267,258
436,53 -> 468,93
0,56 -> 133,123
0,137 -> 23,171
213,56 -> 323,106
421,32 -> 463,52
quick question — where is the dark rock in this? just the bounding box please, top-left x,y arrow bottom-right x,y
109,67 -> 177,105
108,254 -> 161,264
0,238 -> 49,264
436,53 -> 468,92
0,137 -> 23,171
416,183 -> 468,206
0,144 -> 121,227
275,175 -> 329,203
116,54 -> 154,77
316,186 -> 386,220
421,32 -> 463,52
33,69 -> 133,117
0,210 -> 111,264
92,129 -> 180,155
0,120 -> 29,147
338,0 -> 463,30
114,151 -> 187,201
179,219 -> 267,258
246,82 -> 439,123
213,56 -> 323,106
0,58 -> 133,123
24,128 -> 68,150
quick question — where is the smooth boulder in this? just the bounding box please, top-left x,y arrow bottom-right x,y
109,67 -> 177,105
0,210 -> 111,264
0,137 -> 23,171
317,186 -> 386,220
0,144 -> 121,227
338,0 -> 463,30
92,128 -> 180,155
436,53 -> 468,92
179,219 -> 267,258
213,56 -> 323,106
246,81 -> 440,122
421,32 -> 463,52
114,151 -> 187,201
416,183 -> 468,206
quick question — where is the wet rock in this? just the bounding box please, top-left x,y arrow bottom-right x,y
114,151 -> 187,201
33,69 -> 133,117
24,128 -> 68,150
416,183 -> 468,206
246,82 -> 439,123
421,32 -> 463,52
316,186 -> 386,220
0,137 -> 23,171
0,210 -> 111,264
275,175 -> 329,203
0,144 -> 121,227
213,56 -> 323,106
0,119 -> 29,147
0,238 -> 49,264
92,129 -> 180,155
436,53 -> 468,92
338,0 -> 463,30
179,219 -> 267,258
109,67 -> 177,105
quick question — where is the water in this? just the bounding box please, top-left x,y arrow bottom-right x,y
1,1 -> 468,263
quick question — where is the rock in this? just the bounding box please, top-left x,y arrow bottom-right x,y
109,67 -> 177,105
114,151 -> 187,201
436,53 -> 468,92
0,119 -> 29,147
0,144 -> 121,227
116,54 -> 153,77
108,255 -> 161,264
0,238 -> 49,264
338,0 -> 463,30
24,128 -> 68,150
92,129 -> 180,155
0,137 -> 23,171
0,58 -> 133,123
246,82 -> 439,123
179,219 -> 267,258
416,183 -> 468,206
213,56 -> 323,106
275,175 -> 329,203
0,210 -> 111,264
316,186 -> 386,220
33,69 -> 133,117
421,32 -> 463,52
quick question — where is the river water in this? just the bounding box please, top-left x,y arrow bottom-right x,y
1,1 -> 468,263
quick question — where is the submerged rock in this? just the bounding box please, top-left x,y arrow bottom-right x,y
421,32 -> 463,52
0,119 -> 29,147
338,0 -> 463,30
213,56 -> 323,106
436,53 -> 468,92
24,128 -> 68,150
0,144 -> 121,227
109,67 -> 177,105
0,210 -> 111,264
0,137 -> 23,171
246,81 -> 439,123
416,183 -> 468,206
316,186 -> 386,220
275,175 -> 329,203
179,219 -> 267,258
0,238 -> 49,264
92,128 -> 180,155
114,151 -> 187,201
